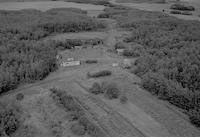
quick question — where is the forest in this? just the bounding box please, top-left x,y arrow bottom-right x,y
100,6 -> 200,127
0,8 -> 106,94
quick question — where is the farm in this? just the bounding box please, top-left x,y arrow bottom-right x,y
0,0 -> 200,137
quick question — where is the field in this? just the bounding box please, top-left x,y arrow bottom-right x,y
116,0 -> 166,3
1,0 -> 200,137
0,1 -> 105,11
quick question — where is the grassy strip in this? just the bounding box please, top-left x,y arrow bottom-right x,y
87,70 -> 112,78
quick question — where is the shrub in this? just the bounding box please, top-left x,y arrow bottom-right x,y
114,42 -> 126,50
170,4 -> 195,11
123,49 -> 140,57
50,88 -> 83,114
85,59 -> 98,64
0,102 -> 21,136
97,13 -> 110,18
78,117 -> 102,137
89,82 -> 102,94
16,93 -> 24,101
189,109 -> 200,127
120,95 -> 128,104
104,83 -> 120,99
70,122 -> 86,136
181,11 -> 192,15
170,10 -> 181,14
87,70 -> 112,78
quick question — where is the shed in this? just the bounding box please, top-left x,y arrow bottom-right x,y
116,49 -> 125,55
60,61 -> 80,67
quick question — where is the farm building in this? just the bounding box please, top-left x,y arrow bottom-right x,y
60,61 -> 81,67
116,49 -> 125,55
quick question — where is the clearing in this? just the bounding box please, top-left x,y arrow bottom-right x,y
1,0 -> 200,137
5,18 -> 200,137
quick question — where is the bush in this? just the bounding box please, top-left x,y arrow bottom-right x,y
78,117 -> 102,137
87,70 -> 112,78
15,93 -> 24,101
50,88 -> 83,115
114,42 -> 126,50
170,10 -> 181,14
123,49 -> 140,57
0,102 -> 21,136
120,95 -> 128,104
104,83 -> 120,99
89,82 -> 102,94
189,109 -> 200,127
181,11 -> 192,15
85,59 -> 98,64
97,13 -> 110,18
70,122 -> 86,136
170,4 -> 195,11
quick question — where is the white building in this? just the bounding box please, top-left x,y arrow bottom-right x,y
60,61 -> 80,67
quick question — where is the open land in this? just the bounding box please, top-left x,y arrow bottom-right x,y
0,0 -> 200,137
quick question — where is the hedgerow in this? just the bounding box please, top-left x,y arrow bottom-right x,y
89,82 -> 102,94
50,88 -> 104,137
170,4 -> 195,11
0,101 -> 22,136
87,70 -> 112,78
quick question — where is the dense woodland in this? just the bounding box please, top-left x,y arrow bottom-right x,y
0,8 -> 105,94
100,6 -> 200,127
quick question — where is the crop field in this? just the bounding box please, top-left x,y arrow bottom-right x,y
0,0 -> 200,137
